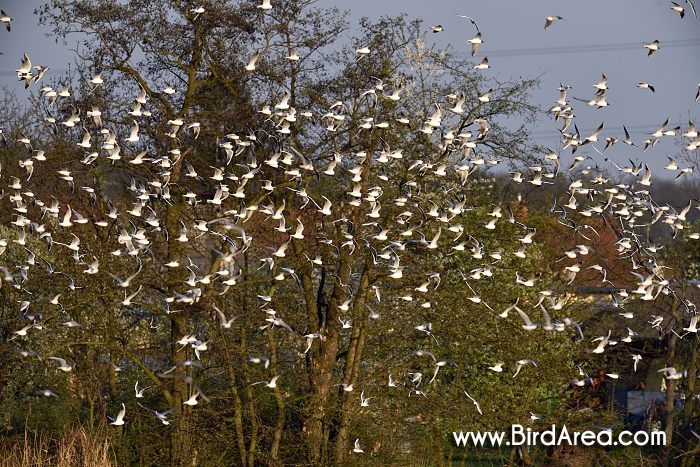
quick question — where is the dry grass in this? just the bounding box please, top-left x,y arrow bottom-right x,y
0,427 -> 114,467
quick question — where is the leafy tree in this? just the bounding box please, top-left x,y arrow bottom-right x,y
4,1 -> 684,466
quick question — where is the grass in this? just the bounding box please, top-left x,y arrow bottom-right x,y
0,426 -> 115,467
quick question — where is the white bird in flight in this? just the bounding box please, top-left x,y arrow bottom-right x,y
109,403 -> 126,426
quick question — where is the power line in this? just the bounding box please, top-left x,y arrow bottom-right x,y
529,124 -> 662,137
2,39 -> 698,78
517,121 -> 697,142
460,38 -> 700,58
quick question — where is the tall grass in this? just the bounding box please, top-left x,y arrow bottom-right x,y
0,427 -> 114,467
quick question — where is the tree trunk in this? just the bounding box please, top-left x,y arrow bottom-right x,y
266,321 -> 286,464
217,325 -> 248,466
680,336 -> 699,467
662,295 -> 680,467
305,138 -> 377,465
170,313 -> 192,467
306,255 -> 350,464
333,267 -> 370,464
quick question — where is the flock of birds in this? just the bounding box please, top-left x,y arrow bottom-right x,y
1,1 -> 700,455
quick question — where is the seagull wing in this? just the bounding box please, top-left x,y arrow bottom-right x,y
514,306 -> 535,327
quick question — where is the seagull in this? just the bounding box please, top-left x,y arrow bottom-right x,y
336,383 -> 354,392
127,120 -> 140,142
16,53 -> 32,81
121,285 -> 142,306
455,14 -> 480,32
356,46 -> 371,60
360,391 -> 372,407
640,164 -> 652,186
275,90 -> 291,110
677,166 -> 695,180
304,333 -> 323,353
637,82 -> 655,93
388,373 -> 402,387
644,40 -> 660,56
488,362 -> 504,373
671,1 -> 686,17
252,375 -> 280,388
35,389 -> 59,398
683,314 -> 698,334
257,0 -> 272,10
464,391 -> 483,415
591,330 -> 611,354
109,403 -> 126,426
658,367 -> 686,380
474,56 -> 489,70
649,315 -> 664,328
108,260 -> 143,287
414,349 -> 436,361
213,305 -> 236,328
135,381 -> 150,398
467,32 -> 483,56
249,356 -> 270,368
665,157 -> 678,171
544,16 -> 563,30
428,359 -> 457,384
183,391 -> 203,406
513,359 -> 538,378
245,50 -> 261,72
515,271 -> 538,286
514,305 -> 538,331
1,9 -> 11,32
138,403 -> 174,425
48,357 -> 74,372
190,6 -> 205,20
353,438 -> 364,454
431,25 -> 443,33
286,48 -> 299,61
339,317 -> 352,329
414,323 -> 437,344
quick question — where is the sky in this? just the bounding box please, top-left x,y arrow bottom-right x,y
316,0 -> 700,168
1,0 -> 699,173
